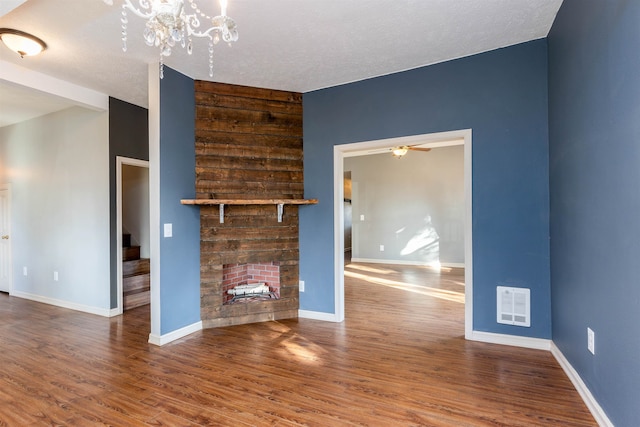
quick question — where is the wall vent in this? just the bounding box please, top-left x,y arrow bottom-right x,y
497,286 -> 530,327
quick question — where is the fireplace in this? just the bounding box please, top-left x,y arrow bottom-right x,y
193,80 -> 311,329
223,262 -> 281,304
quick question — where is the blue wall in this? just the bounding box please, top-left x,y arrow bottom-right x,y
548,0 -> 640,425
159,67 -> 201,334
301,40 -> 551,338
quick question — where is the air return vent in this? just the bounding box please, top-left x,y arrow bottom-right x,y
497,286 -> 530,327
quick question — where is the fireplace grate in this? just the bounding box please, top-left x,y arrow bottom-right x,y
228,292 -> 278,304
226,282 -> 279,304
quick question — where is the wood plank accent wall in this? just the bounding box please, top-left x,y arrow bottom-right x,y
194,81 -> 304,328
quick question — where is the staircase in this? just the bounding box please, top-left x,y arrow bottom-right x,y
123,233 -> 150,310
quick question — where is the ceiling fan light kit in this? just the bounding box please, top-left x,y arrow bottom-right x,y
0,28 -> 47,58
103,0 -> 238,78
392,146 -> 409,158
391,145 -> 431,158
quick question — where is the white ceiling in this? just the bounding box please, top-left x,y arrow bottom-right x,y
0,0 -> 563,127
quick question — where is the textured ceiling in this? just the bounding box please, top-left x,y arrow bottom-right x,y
0,0 -> 562,126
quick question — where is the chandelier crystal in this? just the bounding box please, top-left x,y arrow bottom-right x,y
104,0 -> 238,78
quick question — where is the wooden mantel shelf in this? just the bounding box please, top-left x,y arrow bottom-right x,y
180,198 -> 318,223
181,199 -> 318,206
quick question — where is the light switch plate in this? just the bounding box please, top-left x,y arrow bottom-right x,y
164,223 -> 173,238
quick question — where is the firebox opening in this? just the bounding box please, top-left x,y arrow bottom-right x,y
222,262 -> 281,304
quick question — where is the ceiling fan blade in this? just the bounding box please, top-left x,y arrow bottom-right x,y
408,147 -> 431,152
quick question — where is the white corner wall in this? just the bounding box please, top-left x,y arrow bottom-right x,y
0,107 -> 111,314
122,164 -> 150,258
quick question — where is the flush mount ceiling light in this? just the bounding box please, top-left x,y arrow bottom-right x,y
0,28 -> 47,58
103,0 -> 238,78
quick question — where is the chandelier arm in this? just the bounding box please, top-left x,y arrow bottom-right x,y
121,0 -> 156,19
188,26 -> 225,38
182,13 -> 199,29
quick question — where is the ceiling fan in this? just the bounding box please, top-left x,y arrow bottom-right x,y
391,145 -> 431,158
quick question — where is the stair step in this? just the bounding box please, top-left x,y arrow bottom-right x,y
123,246 -> 140,261
124,290 -> 150,310
123,273 -> 150,294
123,258 -> 150,276
122,233 -> 131,248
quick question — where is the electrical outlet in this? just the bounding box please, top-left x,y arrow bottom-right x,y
587,327 -> 595,355
299,280 -> 305,292
53,271 -> 59,281
360,214 -> 365,221
379,245 -> 385,252
23,266 -> 28,276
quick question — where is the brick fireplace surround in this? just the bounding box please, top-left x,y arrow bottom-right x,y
194,81 -> 305,328
222,262 -> 281,304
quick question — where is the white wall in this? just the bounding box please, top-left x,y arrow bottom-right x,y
122,164 -> 150,258
0,107 -> 111,313
345,145 -> 464,266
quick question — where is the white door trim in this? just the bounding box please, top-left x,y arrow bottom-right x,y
116,156 -> 150,314
0,184 -> 12,294
333,129 -> 473,337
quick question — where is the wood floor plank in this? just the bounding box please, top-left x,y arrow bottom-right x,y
0,264 -> 596,426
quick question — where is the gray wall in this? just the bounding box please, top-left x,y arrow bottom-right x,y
345,145 -> 464,266
0,107 -> 110,312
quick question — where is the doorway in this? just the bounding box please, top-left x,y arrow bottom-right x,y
116,157 -> 150,314
343,171 -> 352,266
0,185 -> 11,293
333,130 -> 473,337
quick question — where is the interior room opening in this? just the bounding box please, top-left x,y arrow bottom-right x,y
334,130 -> 472,336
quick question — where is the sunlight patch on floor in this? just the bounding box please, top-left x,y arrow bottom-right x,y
278,338 -> 326,365
261,322 -> 326,365
344,270 -> 465,304
346,264 -> 397,275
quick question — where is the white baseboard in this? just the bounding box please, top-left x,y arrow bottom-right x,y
350,258 -> 464,269
469,330 -> 551,351
148,320 -> 202,346
10,290 -> 112,317
550,342 -> 613,427
441,262 -> 465,268
298,309 -> 342,322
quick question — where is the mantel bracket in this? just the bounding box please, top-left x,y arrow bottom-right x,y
277,203 -> 284,222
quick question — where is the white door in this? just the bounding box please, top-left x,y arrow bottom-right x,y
0,189 -> 11,293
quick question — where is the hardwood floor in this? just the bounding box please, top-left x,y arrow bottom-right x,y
0,264 -> 596,426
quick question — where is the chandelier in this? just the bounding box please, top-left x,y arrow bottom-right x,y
104,0 -> 238,78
